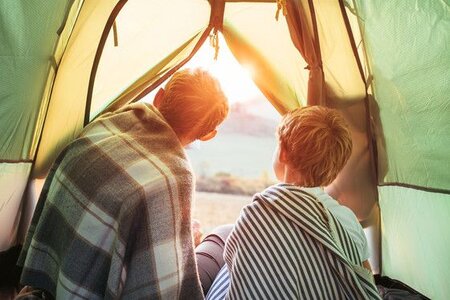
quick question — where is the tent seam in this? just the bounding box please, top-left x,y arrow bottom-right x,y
378,182 -> 450,195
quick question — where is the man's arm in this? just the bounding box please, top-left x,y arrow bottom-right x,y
363,260 -> 373,273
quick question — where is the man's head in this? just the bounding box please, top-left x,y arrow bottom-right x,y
154,68 -> 229,146
273,106 -> 352,187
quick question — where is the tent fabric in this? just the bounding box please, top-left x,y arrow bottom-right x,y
0,0 -> 78,161
0,0 -> 81,251
33,0 -> 213,177
352,0 -> 450,191
351,0 -> 450,298
310,0 -> 377,220
315,0 -> 368,104
32,0 -> 122,177
379,186 -> 450,300
285,0 -> 326,106
95,32 -> 207,117
0,163 -> 31,250
90,0 -> 211,120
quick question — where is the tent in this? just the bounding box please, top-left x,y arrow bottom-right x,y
0,0 -> 449,298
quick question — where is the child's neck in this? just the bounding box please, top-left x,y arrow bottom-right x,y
283,166 -> 306,187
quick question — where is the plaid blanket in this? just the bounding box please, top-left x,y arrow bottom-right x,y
18,103 -> 203,299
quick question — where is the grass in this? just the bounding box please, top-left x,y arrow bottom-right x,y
187,133 -> 277,179
192,191 -> 252,237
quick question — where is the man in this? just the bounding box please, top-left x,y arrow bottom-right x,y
18,68 -> 229,299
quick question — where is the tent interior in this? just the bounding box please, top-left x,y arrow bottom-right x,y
0,0 -> 449,299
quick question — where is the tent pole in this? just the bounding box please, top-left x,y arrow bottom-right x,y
84,0 -> 128,126
338,0 -> 382,274
338,0 -> 379,186
306,0 -> 326,106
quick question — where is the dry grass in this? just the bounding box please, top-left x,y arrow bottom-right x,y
192,192 -> 252,236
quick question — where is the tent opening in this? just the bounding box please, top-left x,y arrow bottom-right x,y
141,33 -> 281,236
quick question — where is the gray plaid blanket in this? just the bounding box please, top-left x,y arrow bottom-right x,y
18,103 -> 203,299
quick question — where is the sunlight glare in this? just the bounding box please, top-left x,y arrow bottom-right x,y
185,34 -> 261,104
141,33 -> 279,121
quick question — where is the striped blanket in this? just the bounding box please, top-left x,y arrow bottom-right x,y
207,184 -> 380,300
18,103 -> 203,299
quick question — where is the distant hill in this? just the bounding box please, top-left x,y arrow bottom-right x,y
219,101 -> 279,137
187,98 -> 280,180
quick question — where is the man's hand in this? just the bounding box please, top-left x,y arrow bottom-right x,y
192,219 -> 203,247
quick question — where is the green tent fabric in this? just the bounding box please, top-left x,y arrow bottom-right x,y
0,0 -> 82,251
379,187 -> 450,300
0,0 -> 449,298
355,0 -> 450,190
351,1 -> 450,299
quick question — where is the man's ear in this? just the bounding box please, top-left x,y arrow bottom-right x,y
153,88 -> 165,108
198,130 -> 217,141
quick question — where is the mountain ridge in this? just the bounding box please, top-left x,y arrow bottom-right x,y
219,101 -> 279,137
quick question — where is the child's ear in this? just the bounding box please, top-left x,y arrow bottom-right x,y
153,88 -> 165,108
198,130 -> 217,141
279,143 -> 288,163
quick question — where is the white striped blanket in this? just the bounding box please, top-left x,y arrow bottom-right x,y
207,184 -> 380,300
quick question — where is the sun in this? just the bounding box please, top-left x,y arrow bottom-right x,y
185,33 -> 261,104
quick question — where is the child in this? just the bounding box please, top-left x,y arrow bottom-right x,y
206,106 -> 380,300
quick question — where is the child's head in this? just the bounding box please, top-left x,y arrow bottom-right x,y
274,106 -> 352,187
154,68 -> 229,145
